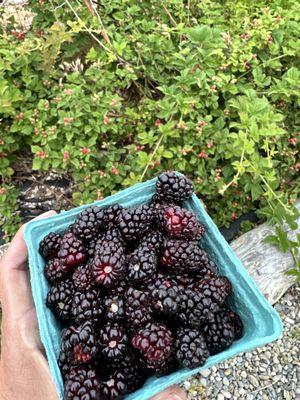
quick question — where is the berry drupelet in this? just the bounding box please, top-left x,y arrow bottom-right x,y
39,232 -> 62,260
160,206 -> 205,240
46,278 -> 74,321
64,365 -> 101,400
58,232 -> 87,270
154,171 -> 194,204
131,322 -> 174,372
61,321 -> 98,365
175,328 -> 209,369
127,245 -> 157,285
99,323 -> 128,361
72,206 -> 105,241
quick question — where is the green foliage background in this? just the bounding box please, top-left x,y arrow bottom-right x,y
0,0 -> 299,274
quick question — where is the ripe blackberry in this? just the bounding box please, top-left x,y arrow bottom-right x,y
91,246 -> 125,288
118,205 -> 155,241
72,263 -> 95,291
58,232 -> 87,270
58,350 -> 71,380
72,206 -> 105,241
124,287 -> 153,329
175,328 -> 209,369
111,354 -> 148,393
127,245 -> 157,285
104,293 -> 125,322
149,274 -> 181,316
140,230 -> 164,254
217,306 -> 244,340
95,228 -> 124,253
64,365 -> 101,400
39,232 -> 62,260
161,239 -> 212,274
202,310 -> 236,355
192,276 -> 232,305
61,321 -> 98,365
87,234 -> 101,257
46,278 -> 74,321
178,288 -> 220,327
99,323 -> 128,361
72,289 -> 104,325
104,204 -> 123,226
99,371 -> 127,400
155,171 -> 194,203
160,206 -> 205,240
44,258 -> 68,284
131,323 -> 174,372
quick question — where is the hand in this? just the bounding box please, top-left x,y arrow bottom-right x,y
0,212 -> 187,400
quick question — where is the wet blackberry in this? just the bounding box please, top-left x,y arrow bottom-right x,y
155,171 -> 194,203
127,245 -> 157,285
58,232 -> 87,270
99,323 -> 128,361
72,263 -> 95,291
202,310 -> 236,355
131,323 -> 174,372
139,230 -> 164,254
46,278 -> 74,321
148,274 -> 181,316
178,288 -> 220,327
39,232 -> 62,260
72,289 -> 104,325
44,258 -> 68,284
160,206 -> 205,240
99,371 -> 127,400
64,365 -> 101,400
124,287 -> 153,329
104,293 -> 125,322
72,206 -> 105,241
104,204 -> 123,226
61,321 -> 98,365
192,276 -> 232,305
175,328 -> 209,369
91,246 -> 125,288
118,205 -> 155,241
161,239 -> 212,274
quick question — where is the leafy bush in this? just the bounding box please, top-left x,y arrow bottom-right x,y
0,0 -> 299,275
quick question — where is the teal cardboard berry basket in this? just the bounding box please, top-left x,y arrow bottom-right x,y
24,176 -> 282,400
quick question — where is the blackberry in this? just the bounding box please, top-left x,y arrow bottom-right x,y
127,245 -> 157,285
58,232 -> 87,270
99,371 -> 127,400
91,246 -> 125,288
155,171 -> 194,203
99,323 -> 128,361
87,234 -> 101,257
104,293 -> 125,322
72,206 -> 105,241
104,204 -> 123,226
161,239 -> 212,274
131,323 -> 174,372
178,288 -> 220,327
118,205 -> 155,242
149,274 -> 181,316
72,263 -> 95,291
192,276 -> 232,305
124,287 -> 153,329
58,350 -> 71,381
218,306 -> 244,340
111,354 -> 148,393
46,278 -> 74,321
72,289 -> 104,325
44,258 -> 68,284
39,232 -> 62,260
175,328 -> 209,369
160,206 -> 205,240
64,365 -> 101,400
139,230 -> 164,254
202,310 -> 236,355
61,321 -> 98,365
95,228 -> 124,253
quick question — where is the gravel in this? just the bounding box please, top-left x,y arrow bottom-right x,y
183,284 -> 300,399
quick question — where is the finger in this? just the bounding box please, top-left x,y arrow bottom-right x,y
150,386 -> 187,400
